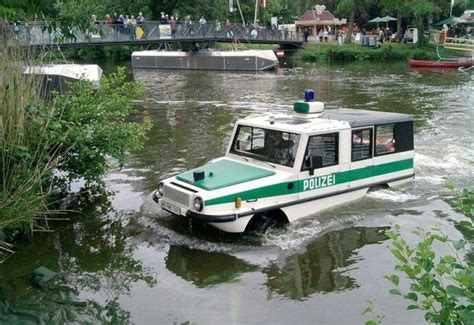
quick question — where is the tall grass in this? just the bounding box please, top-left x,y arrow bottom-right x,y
0,46 -> 63,240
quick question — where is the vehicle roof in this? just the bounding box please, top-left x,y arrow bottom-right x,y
237,108 -> 412,133
320,108 -> 413,127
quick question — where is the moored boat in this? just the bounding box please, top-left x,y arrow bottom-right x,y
132,49 -> 279,71
408,59 -> 473,68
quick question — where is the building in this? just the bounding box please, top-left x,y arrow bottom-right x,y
295,7 -> 346,42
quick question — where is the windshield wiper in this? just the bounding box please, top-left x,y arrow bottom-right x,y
264,161 -> 276,168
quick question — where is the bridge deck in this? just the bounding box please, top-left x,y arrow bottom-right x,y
2,21 -> 303,49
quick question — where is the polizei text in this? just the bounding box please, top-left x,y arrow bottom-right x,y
303,174 -> 336,191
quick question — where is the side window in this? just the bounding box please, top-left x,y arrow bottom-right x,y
352,128 -> 372,161
302,133 -> 338,170
375,124 -> 395,155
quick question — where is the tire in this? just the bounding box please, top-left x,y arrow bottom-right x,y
247,213 -> 278,234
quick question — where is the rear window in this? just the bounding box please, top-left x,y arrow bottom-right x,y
375,122 -> 414,156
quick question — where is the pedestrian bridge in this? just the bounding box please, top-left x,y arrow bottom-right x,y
3,21 -> 303,49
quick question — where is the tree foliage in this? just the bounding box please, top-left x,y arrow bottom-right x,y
49,67 -> 150,184
380,187 -> 474,324
385,224 -> 473,324
1,50 -> 150,237
2,0 -> 471,35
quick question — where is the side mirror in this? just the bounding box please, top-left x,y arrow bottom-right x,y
309,155 -> 323,176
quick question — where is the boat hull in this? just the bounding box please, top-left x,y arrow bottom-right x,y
408,59 -> 473,68
132,50 -> 279,71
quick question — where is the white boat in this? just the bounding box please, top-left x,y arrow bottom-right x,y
131,50 -> 279,71
153,90 -> 415,233
23,64 -> 103,86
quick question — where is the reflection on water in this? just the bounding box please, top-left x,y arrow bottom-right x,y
263,227 -> 387,300
0,189 -> 156,323
165,245 -> 258,288
161,226 -> 388,300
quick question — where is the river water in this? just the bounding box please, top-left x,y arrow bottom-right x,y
0,61 -> 473,324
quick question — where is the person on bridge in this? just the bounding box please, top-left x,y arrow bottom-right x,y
130,16 -> 137,40
170,16 -> 177,38
215,20 -> 221,36
199,16 -> 207,37
184,15 -> 193,36
137,12 -> 145,38
105,15 -> 113,27
225,19 -> 233,38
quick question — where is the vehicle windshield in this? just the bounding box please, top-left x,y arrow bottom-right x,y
230,125 -> 301,167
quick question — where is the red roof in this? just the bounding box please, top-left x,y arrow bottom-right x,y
299,10 -> 336,21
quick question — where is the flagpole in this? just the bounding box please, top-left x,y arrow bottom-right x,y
236,0 -> 246,26
254,0 -> 259,26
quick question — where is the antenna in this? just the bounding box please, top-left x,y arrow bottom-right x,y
327,55 -> 331,120
328,52 -> 331,107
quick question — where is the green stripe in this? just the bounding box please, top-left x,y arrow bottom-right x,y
293,102 -> 310,114
205,158 -> 413,206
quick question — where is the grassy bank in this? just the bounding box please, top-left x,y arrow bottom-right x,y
300,43 -> 463,62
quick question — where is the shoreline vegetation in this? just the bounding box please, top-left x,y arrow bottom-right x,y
299,43 -> 466,62
0,47 -> 150,245
61,42 -> 466,64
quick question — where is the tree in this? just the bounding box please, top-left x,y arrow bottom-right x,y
379,0 -> 411,41
337,0 -> 370,44
411,0 -> 443,46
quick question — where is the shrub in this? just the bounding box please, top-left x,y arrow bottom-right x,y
380,187 -> 474,324
0,48 -> 150,240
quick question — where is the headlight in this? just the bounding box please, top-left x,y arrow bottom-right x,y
193,197 -> 204,212
158,183 -> 164,196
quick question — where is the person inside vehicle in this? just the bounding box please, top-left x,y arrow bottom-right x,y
267,131 -> 294,166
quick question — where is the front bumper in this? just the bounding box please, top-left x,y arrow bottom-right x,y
153,190 -> 237,223
185,210 -> 237,223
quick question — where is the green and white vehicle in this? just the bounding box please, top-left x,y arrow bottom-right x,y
153,90 -> 414,233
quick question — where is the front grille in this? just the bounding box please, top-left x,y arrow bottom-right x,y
163,184 -> 191,207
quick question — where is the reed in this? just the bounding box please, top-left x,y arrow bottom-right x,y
0,46 -> 62,239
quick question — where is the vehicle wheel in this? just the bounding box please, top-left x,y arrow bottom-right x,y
247,213 -> 278,234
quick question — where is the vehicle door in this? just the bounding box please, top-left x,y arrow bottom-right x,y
298,132 -> 343,201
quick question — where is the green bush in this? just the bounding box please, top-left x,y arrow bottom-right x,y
375,187 -> 474,324
0,48 -> 150,240
49,67 -> 151,184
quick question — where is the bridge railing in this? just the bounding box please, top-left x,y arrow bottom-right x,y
1,21 -> 302,47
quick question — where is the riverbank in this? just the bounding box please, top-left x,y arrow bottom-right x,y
300,43 -> 463,62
